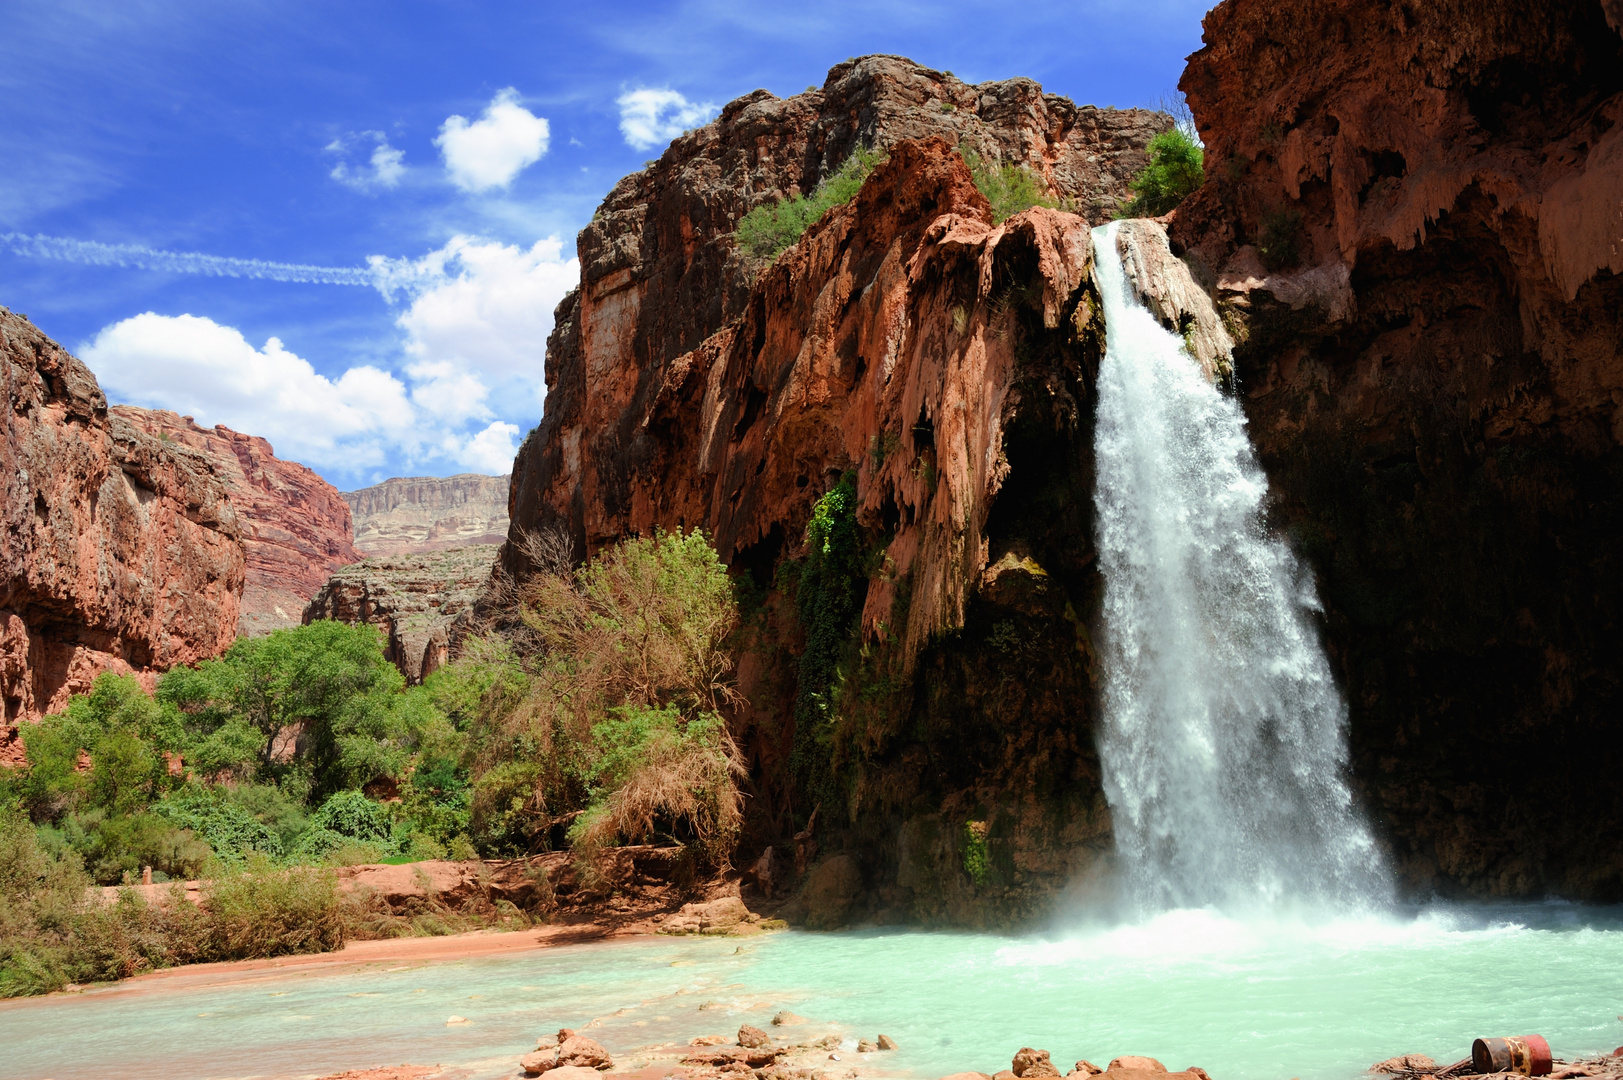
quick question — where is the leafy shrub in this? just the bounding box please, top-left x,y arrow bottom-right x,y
1257,207 -> 1304,270
1118,128 -> 1205,218
735,146 -> 883,261
960,146 -> 1057,223
153,788 -> 283,862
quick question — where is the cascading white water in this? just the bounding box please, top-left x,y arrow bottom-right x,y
1090,221 -> 1390,913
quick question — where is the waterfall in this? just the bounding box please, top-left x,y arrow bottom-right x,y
1089,221 -> 1390,913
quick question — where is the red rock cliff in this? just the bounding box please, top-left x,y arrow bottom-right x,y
1171,0 -> 1623,898
112,408 -> 360,636
2,310 -> 245,762
507,55 -> 1167,567
498,56 -> 1178,925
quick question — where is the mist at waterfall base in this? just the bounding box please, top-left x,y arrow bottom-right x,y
7,234 -> 1623,1080
1088,220 -> 1388,915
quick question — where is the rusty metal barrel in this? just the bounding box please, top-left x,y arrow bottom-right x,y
1471,1035 -> 1553,1076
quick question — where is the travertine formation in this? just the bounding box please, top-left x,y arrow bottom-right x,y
112,408 -> 360,636
1,310 -> 244,762
1168,0 -> 1623,897
304,545 -> 499,682
344,473 -> 509,556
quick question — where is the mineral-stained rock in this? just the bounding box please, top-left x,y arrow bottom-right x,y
771,1012 -> 806,1027
1106,1060 -> 1166,1074
796,854 -> 865,930
878,1035 -> 899,1051
658,895 -> 755,935
345,473 -> 509,556
738,1025 -> 771,1049
1168,0 -> 1623,899
2,310 -> 244,761
112,407 -> 359,636
303,545 -> 498,682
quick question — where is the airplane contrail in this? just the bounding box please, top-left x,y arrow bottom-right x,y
1,232 -> 375,286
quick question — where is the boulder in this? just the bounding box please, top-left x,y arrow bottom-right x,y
878,1035 -> 899,1051
659,895 -> 755,935
771,1011 -> 806,1026
556,1034 -> 612,1070
738,1025 -> 770,1049
860,1040 -> 878,1053
1071,1063 -> 1103,1076
799,854 -> 864,929
1107,1059 -> 1166,1073
1014,1049 -> 1063,1078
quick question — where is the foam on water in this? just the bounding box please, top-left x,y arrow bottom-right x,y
1089,221 -> 1390,914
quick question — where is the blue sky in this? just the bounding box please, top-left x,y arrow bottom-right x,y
0,0 -> 1212,490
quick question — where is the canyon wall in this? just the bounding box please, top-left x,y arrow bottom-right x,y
1169,0 -> 1623,898
1,310 -> 244,764
304,545 -> 499,683
344,473 -> 509,556
499,56 -> 1172,924
112,408 -> 360,636
506,55 -> 1167,570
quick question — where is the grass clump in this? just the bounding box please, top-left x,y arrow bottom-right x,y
1118,128 -> 1205,218
735,146 -> 884,261
960,146 -> 1057,223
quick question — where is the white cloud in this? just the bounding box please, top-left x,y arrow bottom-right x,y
81,313 -> 413,470
327,131 -> 405,192
435,88 -> 549,192
452,421 -> 522,473
617,88 -> 714,150
370,234 -> 579,416
77,231 -> 580,482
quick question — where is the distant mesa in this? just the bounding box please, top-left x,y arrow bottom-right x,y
343,473 -> 510,557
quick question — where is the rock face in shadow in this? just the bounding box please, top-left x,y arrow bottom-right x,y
2,310 -> 244,762
344,474 -> 509,556
112,408 -> 360,636
1170,0 -> 1623,898
494,52 -> 1176,924
304,545 -> 500,683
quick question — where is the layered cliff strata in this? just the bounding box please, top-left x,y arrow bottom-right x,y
113,408 -> 360,636
1,310 -> 244,762
1169,0 -> 1623,897
344,473 -> 509,556
304,545 -> 499,683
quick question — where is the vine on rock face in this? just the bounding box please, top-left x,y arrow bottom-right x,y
788,473 -> 868,819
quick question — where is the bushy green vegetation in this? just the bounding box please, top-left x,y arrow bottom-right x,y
0,530 -> 750,995
463,529 -> 745,873
959,146 -> 1057,223
1257,206 -> 1304,270
735,146 -> 884,261
1118,128 -> 1205,218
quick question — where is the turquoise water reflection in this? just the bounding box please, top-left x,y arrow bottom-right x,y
3,903 -> 1621,1080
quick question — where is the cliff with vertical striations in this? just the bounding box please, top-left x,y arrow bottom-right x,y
1169,0 -> 1623,898
112,408 -> 360,636
2,310 -> 244,764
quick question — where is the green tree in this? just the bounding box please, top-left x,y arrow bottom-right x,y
159,621 -> 428,797
1119,128 -> 1205,217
